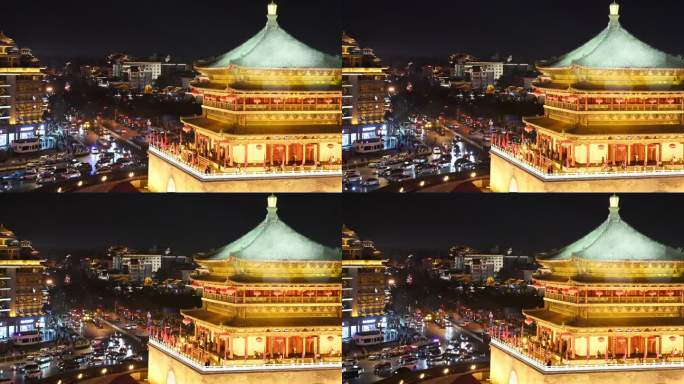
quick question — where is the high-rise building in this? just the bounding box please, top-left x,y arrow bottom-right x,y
148,2 -> 342,193
491,2 -> 684,192
147,195 -> 341,384
0,224 -> 46,340
490,195 -> 684,384
341,225 -> 388,340
341,32 -> 388,147
0,31 -> 46,148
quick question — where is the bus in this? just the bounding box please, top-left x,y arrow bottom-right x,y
11,138 -> 41,154
12,330 -> 42,346
353,330 -> 384,346
353,138 -> 384,154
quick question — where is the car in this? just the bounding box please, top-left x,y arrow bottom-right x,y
342,358 -> 358,369
96,166 -> 112,175
59,359 -> 79,371
37,173 -> 56,184
22,169 -> 38,181
63,170 -> 82,179
364,177 -> 380,187
367,353 -> 381,360
23,364 -> 40,379
345,174 -> 362,183
3,171 -> 24,180
342,368 -> 361,380
389,174 -> 412,183
427,356 -> 448,366
373,361 -> 392,376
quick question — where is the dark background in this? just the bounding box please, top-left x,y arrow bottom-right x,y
344,0 -> 684,63
3,0 -> 341,60
343,194 -> 684,256
1,194 -> 341,256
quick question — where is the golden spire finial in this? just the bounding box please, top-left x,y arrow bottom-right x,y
609,194 -> 620,217
267,1 -> 278,25
267,194 -> 278,217
609,1 -> 620,25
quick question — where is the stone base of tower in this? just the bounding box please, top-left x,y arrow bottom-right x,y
147,343 -> 341,384
148,151 -> 341,193
490,151 -> 684,192
490,343 -> 684,384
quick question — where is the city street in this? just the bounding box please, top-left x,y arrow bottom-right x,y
347,321 -> 488,384
344,126 -> 486,193
0,316 -> 144,384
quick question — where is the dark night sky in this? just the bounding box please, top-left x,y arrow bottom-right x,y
343,194 -> 684,256
345,0 -> 684,63
0,194 -> 340,257
3,0 -> 340,60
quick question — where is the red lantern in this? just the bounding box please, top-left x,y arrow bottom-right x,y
595,98 -> 604,105
615,98 -> 625,104
273,291 -> 282,297
667,98 -> 676,104
567,288 -> 578,295
182,318 -> 192,326
327,336 -> 334,342
324,98 -> 333,104
327,143 -> 335,149
524,318 -> 534,326
253,291 -> 262,297
306,291 -> 315,297
256,144 -> 263,150
598,337 -> 605,343
253,98 -> 262,104
597,144 -> 605,150
648,99 -> 658,104
324,291 -> 333,297
226,288 -> 236,295
273,98 -> 283,104
256,337 -> 263,342
648,291 -> 657,297
306,99 -> 316,104
667,290 -> 676,296
671,336 -> 678,342
615,290 -> 624,296
595,290 -> 604,297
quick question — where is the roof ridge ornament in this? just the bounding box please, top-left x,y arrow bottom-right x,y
609,1 -> 620,27
267,1 -> 278,26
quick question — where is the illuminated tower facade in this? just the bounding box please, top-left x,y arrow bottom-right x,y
490,2 -> 684,192
148,2 -> 342,193
147,196 -> 342,384
490,195 -> 684,384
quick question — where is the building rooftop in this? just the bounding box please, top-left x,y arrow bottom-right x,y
542,195 -> 684,262
200,195 -> 340,262
183,116 -> 340,136
525,116 -> 684,136
525,308 -> 684,328
183,308 -> 340,328
543,2 -> 684,69
201,2 -> 339,70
